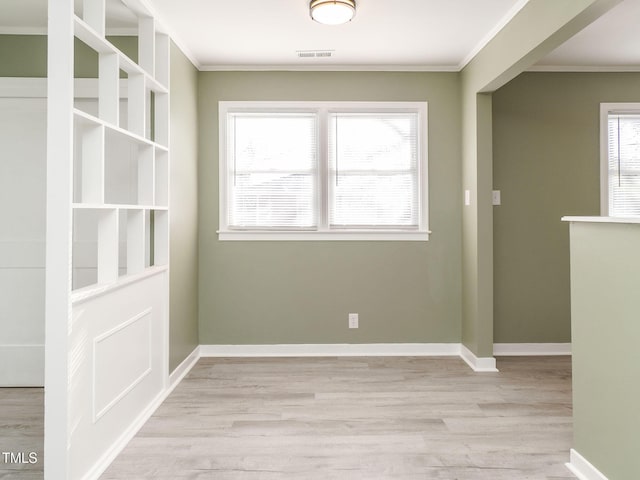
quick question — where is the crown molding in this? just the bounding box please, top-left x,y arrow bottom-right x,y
199,64 -> 459,72
528,65 -> 640,72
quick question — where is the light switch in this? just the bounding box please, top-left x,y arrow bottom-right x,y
492,190 -> 501,206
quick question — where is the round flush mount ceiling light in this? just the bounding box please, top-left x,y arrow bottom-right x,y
310,0 -> 356,25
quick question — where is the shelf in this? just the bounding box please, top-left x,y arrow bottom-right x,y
74,16 -> 168,94
71,265 -> 168,305
72,203 -> 168,211
74,108 -> 169,151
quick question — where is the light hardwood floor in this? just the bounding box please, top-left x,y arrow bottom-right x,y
101,356 -> 575,480
0,388 -> 44,480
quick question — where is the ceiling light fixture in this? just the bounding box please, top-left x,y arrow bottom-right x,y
310,0 -> 356,26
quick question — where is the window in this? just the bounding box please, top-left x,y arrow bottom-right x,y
219,102 -> 429,240
601,103 -> 640,217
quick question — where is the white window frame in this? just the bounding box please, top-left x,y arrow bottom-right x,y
600,103 -> 640,217
218,101 -> 430,241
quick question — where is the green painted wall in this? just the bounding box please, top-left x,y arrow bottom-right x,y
568,221 -> 640,479
493,72 -> 640,343
169,42 -> 199,371
197,71 -> 462,345
0,35 -> 47,77
458,0 -> 620,357
0,35 -> 138,78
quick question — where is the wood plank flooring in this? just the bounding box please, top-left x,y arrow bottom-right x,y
101,356 -> 576,480
0,388 -> 44,480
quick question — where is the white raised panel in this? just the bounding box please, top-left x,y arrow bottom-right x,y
93,308 -> 152,421
69,272 -> 167,480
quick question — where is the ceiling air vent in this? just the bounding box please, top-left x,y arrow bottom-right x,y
297,50 -> 334,58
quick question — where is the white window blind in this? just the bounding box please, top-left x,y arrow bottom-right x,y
219,101 -> 428,241
607,113 -> 640,217
226,112 -> 318,229
328,113 -> 419,229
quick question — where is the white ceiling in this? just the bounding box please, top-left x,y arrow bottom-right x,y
147,0 -> 524,70
534,0 -> 640,70
1,0 -> 639,71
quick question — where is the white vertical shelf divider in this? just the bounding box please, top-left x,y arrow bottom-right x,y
153,210 -> 169,266
81,124 -> 105,203
82,0 -> 106,36
138,145 -> 155,205
154,149 -> 168,207
154,92 -> 169,146
128,73 -> 146,136
97,209 -> 118,284
99,53 -> 119,125
46,0 -> 74,477
138,17 -> 156,76
127,209 -> 145,274
155,33 -> 170,88
145,209 -> 152,267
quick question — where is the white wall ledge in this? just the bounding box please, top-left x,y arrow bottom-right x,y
562,216 -> 640,224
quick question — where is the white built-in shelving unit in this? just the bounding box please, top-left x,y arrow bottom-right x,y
70,2 -> 170,297
47,0 -> 170,478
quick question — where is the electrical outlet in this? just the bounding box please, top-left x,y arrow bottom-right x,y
348,313 -> 359,329
492,190 -> 501,205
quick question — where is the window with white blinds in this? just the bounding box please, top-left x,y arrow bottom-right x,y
219,102 -> 429,241
329,113 -> 419,229
605,112 -> 640,217
226,112 -> 318,229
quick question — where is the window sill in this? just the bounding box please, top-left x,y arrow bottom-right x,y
217,230 -> 431,241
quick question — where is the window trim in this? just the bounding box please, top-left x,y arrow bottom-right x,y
218,101 -> 430,241
600,102 -> 640,217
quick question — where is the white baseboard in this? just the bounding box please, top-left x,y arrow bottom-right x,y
0,344 -> 44,386
199,343 -> 461,358
566,449 -> 609,480
82,346 -> 200,480
168,346 -> 200,388
460,344 -> 499,372
494,343 -> 572,356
